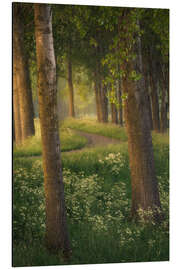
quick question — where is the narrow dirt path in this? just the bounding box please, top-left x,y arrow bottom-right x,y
66,130 -> 121,153
21,130 -> 121,159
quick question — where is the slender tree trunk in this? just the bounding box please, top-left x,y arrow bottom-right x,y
117,79 -> 123,126
13,4 -> 35,141
97,70 -> 103,122
13,73 -> 22,145
101,84 -> 108,122
110,87 -> 118,124
13,117 -> 15,142
119,15 -> 162,221
104,85 -> 108,122
34,4 -> 71,256
94,74 -> 101,122
159,64 -> 168,133
97,84 -> 103,122
67,51 -> 75,117
95,62 -> 104,123
111,102 -> 118,124
95,49 -> 108,123
166,64 -> 169,128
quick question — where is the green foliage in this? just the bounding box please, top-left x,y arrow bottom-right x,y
151,9 -> 169,61
129,70 -> 142,81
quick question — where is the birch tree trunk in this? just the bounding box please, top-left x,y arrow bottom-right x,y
34,4 -> 71,256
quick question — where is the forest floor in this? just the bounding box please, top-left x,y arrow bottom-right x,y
13,118 -> 169,266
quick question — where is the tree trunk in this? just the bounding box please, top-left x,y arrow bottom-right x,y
159,64 -> 168,133
95,53 -> 108,123
13,73 -> 22,145
119,15 -> 162,221
13,117 -> 15,142
166,64 -> 169,128
13,4 -> 35,141
147,88 -> 153,131
97,86 -> 103,122
123,72 -> 161,220
34,4 -> 71,256
101,84 -> 108,123
148,56 -> 160,132
117,79 -> 123,126
142,57 -> 153,130
67,51 -> 75,117
149,72 -> 160,132
94,75 -> 101,122
111,102 -> 118,124
110,87 -> 118,124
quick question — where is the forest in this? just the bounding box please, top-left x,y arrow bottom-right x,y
13,2 -> 169,267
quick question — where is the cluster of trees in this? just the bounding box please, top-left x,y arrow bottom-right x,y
13,3 -> 169,136
52,5 -> 169,130
13,3 -> 169,258
13,4 -> 35,145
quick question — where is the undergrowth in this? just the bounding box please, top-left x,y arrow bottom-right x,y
13,128 -> 169,266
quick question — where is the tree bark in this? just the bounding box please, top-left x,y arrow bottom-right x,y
34,4 -> 71,256
110,87 -> 118,124
96,65 -> 104,123
148,56 -> 160,132
101,84 -> 108,123
142,57 -> 153,130
166,64 -> 169,128
117,79 -> 123,126
111,102 -> 118,124
95,48 -> 108,123
13,72 -> 22,145
119,15 -> 162,221
147,88 -> 153,131
94,73 -> 101,122
159,64 -> 168,133
67,50 -> 75,117
13,3 -> 35,141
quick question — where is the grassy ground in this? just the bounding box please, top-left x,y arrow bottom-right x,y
13,118 -> 169,266
14,119 -> 88,157
62,117 -> 128,141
